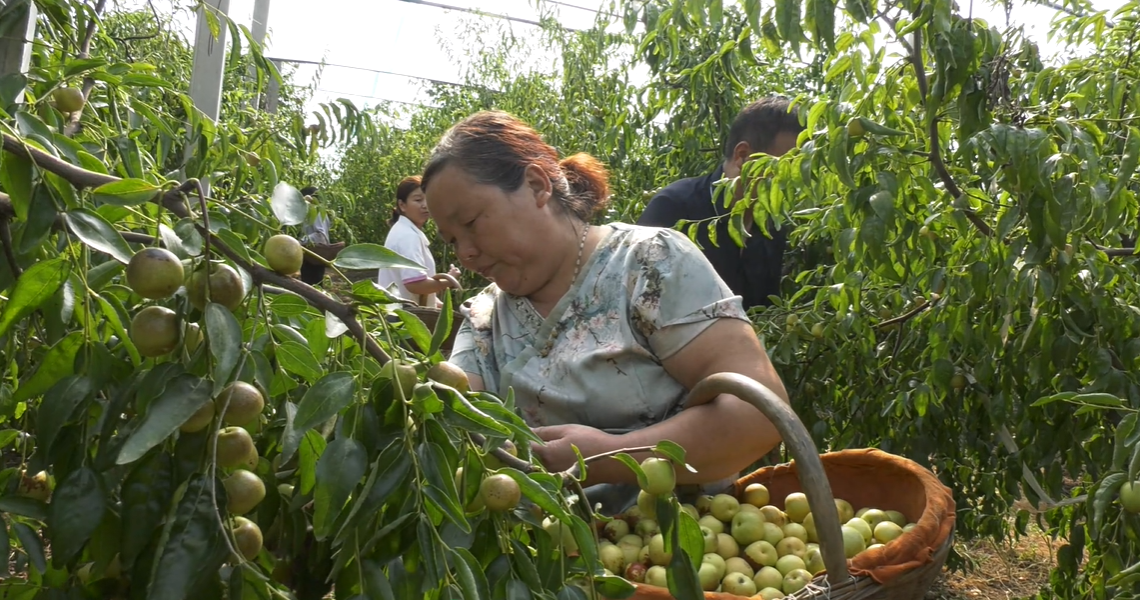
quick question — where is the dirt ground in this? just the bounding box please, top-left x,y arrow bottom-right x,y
924,526 -> 1054,600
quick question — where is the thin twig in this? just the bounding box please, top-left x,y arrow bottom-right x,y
874,298 -> 935,330
191,179 -> 211,262
468,432 -> 537,473
561,445 -> 658,482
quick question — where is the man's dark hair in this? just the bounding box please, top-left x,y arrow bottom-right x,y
300,186 -> 319,197
723,96 -> 804,160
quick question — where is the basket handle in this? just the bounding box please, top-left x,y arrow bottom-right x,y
685,372 -> 850,585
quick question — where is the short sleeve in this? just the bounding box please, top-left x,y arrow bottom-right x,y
628,229 -> 748,360
386,228 -> 429,283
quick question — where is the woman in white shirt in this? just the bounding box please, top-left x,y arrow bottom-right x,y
377,176 -> 461,306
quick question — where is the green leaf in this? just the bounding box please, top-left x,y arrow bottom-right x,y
611,453 -> 648,490
334,243 -> 424,271
63,57 -> 108,77
86,259 -> 123,291
334,443 -> 413,544
451,547 -> 489,600
117,374 -> 213,465
1031,391 -> 1077,407
62,208 -> 134,263
361,559 -> 397,600
270,182 -> 307,226
313,437 -> 367,540
293,372 -> 356,433
594,576 -> 636,599
268,293 -> 313,317
1115,414 -> 1140,472
436,384 -> 512,437
419,442 -> 470,532
1092,473 -> 1125,537
497,468 -> 569,522
148,475 -> 228,600
205,303 -> 242,390
1111,127 -> 1139,201
1072,393 -> 1125,408
665,544 -> 702,600
0,257 -> 70,338
18,185 -> 59,254
653,440 -> 697,473
13,331 -> 84,404
869,190 -> 895,222
351,279 -> 401,304
36,375 -> 92,458
0,151 -> 34,221
122,73 -> 171,87
11,522 -> 46,574
121,451 -> 174,571
0,496 -> 48,521
677,511 -> 706,567
568,515 -> 599,568
275,340 -> 323,383
430,291 -> 455,356
298,430 -> 327,496
47,467 -> 106,566
91,178 -> 161,206
395,309 -> 434,354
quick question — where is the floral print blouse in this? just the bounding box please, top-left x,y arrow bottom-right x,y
449,224 -> 749,512
450,223 -> 749,433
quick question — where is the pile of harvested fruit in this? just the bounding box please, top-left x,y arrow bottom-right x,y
600,457 -> 919,598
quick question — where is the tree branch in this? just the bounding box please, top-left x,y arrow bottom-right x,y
907,27 -> 995,238
1,133 -> 190,216
0,218 -> 20,277
0,132 -> 391,366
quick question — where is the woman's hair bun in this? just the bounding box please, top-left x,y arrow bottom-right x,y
559,153 -> 610,218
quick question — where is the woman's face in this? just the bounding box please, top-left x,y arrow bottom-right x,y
426,164 -> 560,297
399,187 -> 431,228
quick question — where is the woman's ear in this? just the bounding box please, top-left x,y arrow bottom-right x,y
523,164 -> 553,208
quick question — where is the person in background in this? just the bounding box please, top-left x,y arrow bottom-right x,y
299,186 -> 345,286
424,111 -> 789,515
377,175 -> 462,307
637,95 -> 804,310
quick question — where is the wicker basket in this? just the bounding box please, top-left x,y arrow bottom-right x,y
628,373 -> 955,600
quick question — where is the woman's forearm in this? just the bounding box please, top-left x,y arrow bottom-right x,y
581,394 -> 779,487
404,277 -> 450,296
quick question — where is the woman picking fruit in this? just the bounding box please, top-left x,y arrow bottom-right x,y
422,111 -> 790,514
376,175 -> 463,307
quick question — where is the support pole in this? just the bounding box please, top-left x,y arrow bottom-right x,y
188,0 -> 230,197
189,0 -> 230,122
248,0 -> 270,110
0,0 -> 37,106
266,59 -> 281,114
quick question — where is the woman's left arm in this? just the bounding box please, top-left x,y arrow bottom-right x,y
533,317 -> 788,486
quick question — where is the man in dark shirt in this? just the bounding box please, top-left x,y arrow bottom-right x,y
637,96 -> 804,310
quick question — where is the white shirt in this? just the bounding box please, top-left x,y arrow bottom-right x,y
377,215 -> 436,305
